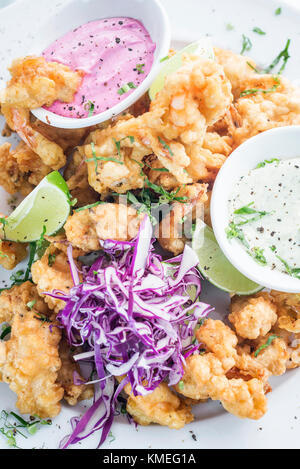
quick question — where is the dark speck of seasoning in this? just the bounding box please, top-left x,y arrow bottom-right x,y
115,37 -> 121,44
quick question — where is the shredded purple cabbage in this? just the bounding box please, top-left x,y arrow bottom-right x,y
48,216 -> 212,448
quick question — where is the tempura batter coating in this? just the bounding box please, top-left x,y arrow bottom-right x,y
175,320 -> 269,420
0,56 -> 83,109
229,293 -> 277,340
0,301 -> 63,418
0,281 -> 50,324
270,291 -> 300,333
1,107 -> 66,170
31,247 -> 77,313
0,239 -> 28,271
0,141 -> 51,195
125,382 -> 193,429
253,335 -> 288,376
65,203 -> 143,252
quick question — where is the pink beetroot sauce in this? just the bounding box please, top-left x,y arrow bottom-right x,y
43,17 -> 156,119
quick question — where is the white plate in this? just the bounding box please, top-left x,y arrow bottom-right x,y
0,0 -> 300,450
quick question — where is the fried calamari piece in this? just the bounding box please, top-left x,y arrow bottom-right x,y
44,232 -> 84,259
157,183 -> 208,255
0,281 -> 50,324
197,317 -> 238,372
0,300 -> 63,418
31,246 -> 78,313
270,291 -> 300,333
85,117 -> 150,195
229,293 -> 278,340
125,382 -> 193,429
214,47 -> 256,99
252,334 -> 288,376
231,77 -> 300,148
65,203 -> 143,252
0,56 -> 83,109
57,339 -> 93,406
0,239 -> 28,271
175,319 -> 269,420
0,141 -> 52,195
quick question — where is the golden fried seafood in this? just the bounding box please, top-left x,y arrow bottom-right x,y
214,47 -> 256,99
252,335 -> 288,376
31,246 -> 78,313
125,382 -> 193,429
157,183 -> 208,255
0,141 -> 51,195
83,55 -> 233,195
229,293 -> 278,340
85,117 -> 150,195
1,107 -> 66,170
0,239 -> 28,271
65,203 -> 144,252
0,281 -> 50,325
0,295 -> 63,418
270,291 -> 300,333
0,56 -> 83,109
57,339 -> 93,406
150,54 -> 233,135
175,319 -> 269,420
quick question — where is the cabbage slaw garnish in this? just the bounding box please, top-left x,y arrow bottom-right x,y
47,216 -> 212,448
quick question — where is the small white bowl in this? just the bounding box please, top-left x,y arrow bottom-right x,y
30,0 -> 171,129
211,125 -> 300,294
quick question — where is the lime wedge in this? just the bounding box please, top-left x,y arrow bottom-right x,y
192,221 -> 262,295
149,38 -> 215,101
3,171 -> 70,242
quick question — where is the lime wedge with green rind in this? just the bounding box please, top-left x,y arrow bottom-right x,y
149,38 -> 215,101
192,221 -> 263,295
2,171 -> 70,243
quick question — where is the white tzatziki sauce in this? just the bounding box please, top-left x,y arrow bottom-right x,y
227,158 -> 300,277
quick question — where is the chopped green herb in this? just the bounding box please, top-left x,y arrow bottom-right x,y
113,136 -> 135,159
256,158 -> 280,168
250,247 -> 267,266
86,142 -> 124,171
226,222 -> 249,248
240,35 -> 252,55
160,55 -> 169,63
108,431 -> 116,443
24,242 -> 37,281
74,201 -> 103,212
34,312 -> 52,324
254,335 -> 278,357
84,100 -> 95,117
270,245 -> 277,252
234,202 -> 256,215
264,39 -> 291,74
253,27 -> 266,35
247,61 -> 260,73
240,76 -> 280,97
0,251 -> 8,259
36,226 -> 49,259
0,325 -> 11,340
276,256 -> 300,279
118,82 -> 137,95
226,23 -> 234,31
158,136 -> 174,156
275,7 -> 282,15
26,300 -> 36,310
178,380 -> 185,391
136,63 -> 145,74
48,253 -> 56,267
